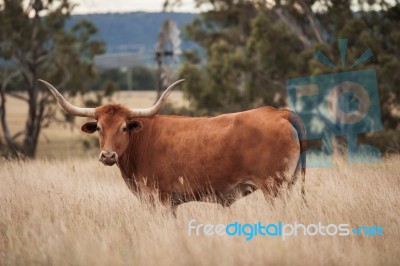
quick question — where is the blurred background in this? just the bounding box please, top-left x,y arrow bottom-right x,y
0,0 -> 399,159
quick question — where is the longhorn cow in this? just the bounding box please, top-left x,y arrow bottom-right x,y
39,79 -> 306,210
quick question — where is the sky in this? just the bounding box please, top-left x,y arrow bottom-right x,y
71,0 -> 201,14
17,0 -> 395,15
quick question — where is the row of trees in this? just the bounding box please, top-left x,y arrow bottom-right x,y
92,67 -> 157,92
169,0 -> 400,151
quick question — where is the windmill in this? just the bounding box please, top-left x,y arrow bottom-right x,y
155,19 -> 182,99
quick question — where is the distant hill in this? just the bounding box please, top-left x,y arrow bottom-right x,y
68,12 -> 197,63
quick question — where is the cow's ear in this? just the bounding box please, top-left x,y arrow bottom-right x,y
81,122 -> 98,134
127,120 -> 143,133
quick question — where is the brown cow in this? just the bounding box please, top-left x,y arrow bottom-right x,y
39,79 -> 306,210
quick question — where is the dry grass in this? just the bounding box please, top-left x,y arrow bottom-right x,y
0,155 -> 399,266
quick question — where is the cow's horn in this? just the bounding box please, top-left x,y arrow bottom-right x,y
38,79 -> 95,118
130,79 -> 185,117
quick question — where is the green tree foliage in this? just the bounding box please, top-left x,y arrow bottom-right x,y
90,69 -> 125,91
172,0 -> 400,132
168,0 -> 400,152
130,66 -> 157,90
91,67 -> 156,91
0,0 -> 105,157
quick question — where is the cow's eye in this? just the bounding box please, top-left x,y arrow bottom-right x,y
96,126 -> 100,131
122,127 -> 127,132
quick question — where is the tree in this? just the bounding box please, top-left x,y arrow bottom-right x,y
0,0 -> 105,157
130,66 -> 157,90
177,0 -> 258,113
167,0 -> 400,151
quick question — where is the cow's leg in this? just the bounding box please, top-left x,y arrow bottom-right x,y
285,172 -> 308,207
123,177 -> 139,194
260,176 -> 284,205
216,192 -> 237,207
159,192 -> 188,218
137,189 -> 157,214
238,182 -> 258,197
217,182 -> 258,207
122,177 -> 159,210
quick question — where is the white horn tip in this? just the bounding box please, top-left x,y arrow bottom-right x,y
167,79 -> 185,88
38,79 -> 51,86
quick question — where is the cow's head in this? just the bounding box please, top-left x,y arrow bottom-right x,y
39,79 -> 184,166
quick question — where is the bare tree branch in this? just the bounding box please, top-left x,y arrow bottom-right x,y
298,0 -> 324,44
0,70 -> 21,157
0,70 -> 20,88
38,92 -> 55,129
54,56 -> 72,88
12,54 -> 33,88
274,8 -> 312,48
5,92 -> 29,102
12,130 -> 25,140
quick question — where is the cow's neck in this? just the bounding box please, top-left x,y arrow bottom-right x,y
118,118 -> 153,186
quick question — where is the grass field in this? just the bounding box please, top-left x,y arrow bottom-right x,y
0,155 -> 399,266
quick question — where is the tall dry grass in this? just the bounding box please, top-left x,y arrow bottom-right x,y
0,155 -> 399,266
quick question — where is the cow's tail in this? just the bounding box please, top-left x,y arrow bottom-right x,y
289,111 -> 307,205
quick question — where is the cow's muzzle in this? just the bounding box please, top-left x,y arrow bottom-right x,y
99,151 -> 118,166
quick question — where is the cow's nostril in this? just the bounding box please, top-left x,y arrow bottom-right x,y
99,151 -> 117,165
